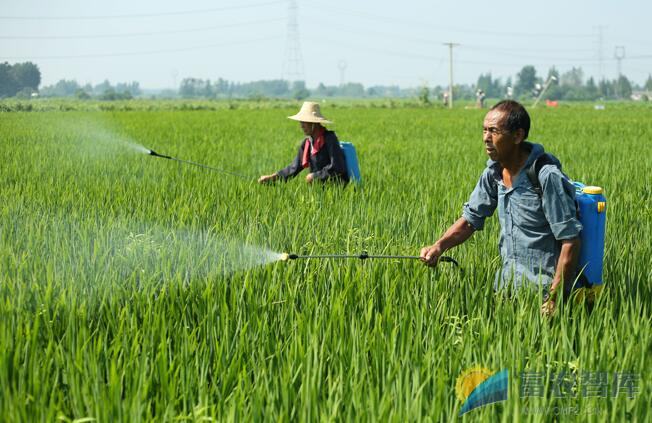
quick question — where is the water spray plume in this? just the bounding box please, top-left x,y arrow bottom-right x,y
145,146 -> 250,180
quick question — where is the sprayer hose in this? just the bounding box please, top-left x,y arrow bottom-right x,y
290,254 -> 459,266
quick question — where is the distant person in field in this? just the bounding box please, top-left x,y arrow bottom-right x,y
476,89 -> 486,108
258,101 -> 349,184
420,100 -> 582,316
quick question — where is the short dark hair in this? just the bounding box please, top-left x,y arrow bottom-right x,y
490,100 -> 530,139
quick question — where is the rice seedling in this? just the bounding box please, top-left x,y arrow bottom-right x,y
0,103 -> 650,421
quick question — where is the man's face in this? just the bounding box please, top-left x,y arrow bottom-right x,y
300,121 -> 315,136
482,110 -> 522,162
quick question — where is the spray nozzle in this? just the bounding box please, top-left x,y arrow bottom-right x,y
280,253 -> 299,261
149,149 -> 172,159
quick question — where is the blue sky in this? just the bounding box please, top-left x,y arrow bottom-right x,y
1,0 -> 650,89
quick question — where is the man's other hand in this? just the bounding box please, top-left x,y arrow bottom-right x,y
541,299 -> 557,317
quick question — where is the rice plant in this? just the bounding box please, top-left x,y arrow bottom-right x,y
0,103 -> 650,421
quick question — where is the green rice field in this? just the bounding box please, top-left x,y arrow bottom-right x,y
1,102 -> 650,421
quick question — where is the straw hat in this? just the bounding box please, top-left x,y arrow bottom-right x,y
288,101 -> 332,124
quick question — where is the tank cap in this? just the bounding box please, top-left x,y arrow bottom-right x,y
583,186 -> 603,195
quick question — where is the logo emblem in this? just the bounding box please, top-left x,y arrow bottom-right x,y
456,366 -> 509,415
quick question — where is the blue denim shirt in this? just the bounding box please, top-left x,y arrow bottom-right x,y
462,142 -> 582,290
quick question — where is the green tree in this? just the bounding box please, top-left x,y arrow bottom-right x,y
598,79 -> 612,99
545,67 -> 563,100
179,78 -> 204,98
615,75 -> 632,99
291,80 -> 310,100
314,83 -> 336,97
644,75 -> 652,91
213,78 -> 230,97
515,65 -> 537,96
94,79 -> 112,94
585,77 -> 600,100
100,88 -> 117,101
476,73 -> 504,98
338,82 -> 365,97
115,81 -> 141,97
418,85 -> 430,105
75,89 -> 91,100
561,67 -> 584,88
39,79 -> 80,97
10,62 -> 41,90
0,62 -> 19,97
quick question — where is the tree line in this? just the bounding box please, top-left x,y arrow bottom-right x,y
1,61 -> 651,101
38,79 -> 141,100
177,78 -> 408,99
0,62 -> 41,98
474,65 -> 652,101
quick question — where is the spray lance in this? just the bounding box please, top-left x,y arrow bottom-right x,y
279,252 -> 460,267
147,148 -> 250,180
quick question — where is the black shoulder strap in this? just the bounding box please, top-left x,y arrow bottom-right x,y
526,153 -> 558,197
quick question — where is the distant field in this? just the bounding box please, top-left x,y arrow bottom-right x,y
1,104 -> 650,421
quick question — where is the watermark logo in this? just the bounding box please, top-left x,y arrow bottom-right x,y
456,366 -> 508,415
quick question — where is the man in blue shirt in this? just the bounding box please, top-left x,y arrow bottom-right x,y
420,100 -> 582,316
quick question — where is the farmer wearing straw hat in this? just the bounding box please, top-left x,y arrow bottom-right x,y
258,102 -> 349,184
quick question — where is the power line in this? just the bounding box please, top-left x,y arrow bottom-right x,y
302,34 -> 631,68
302,35 -> 439,61
0,1 -> 284,20
0,18 -> 285,40
461,46 -> 597,62
306,18 -> 595,53
463,44 -> 594,54
0,36 -> 283,60
303,4 -> 594,39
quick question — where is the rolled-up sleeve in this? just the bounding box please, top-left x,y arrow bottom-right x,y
539,166 -> 582,240
462,168 -> 498,230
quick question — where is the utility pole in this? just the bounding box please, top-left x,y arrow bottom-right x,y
443,42 -> 459,109
532,76 -> 558,108
614,46 -> 625,98
338,60 -> 347,87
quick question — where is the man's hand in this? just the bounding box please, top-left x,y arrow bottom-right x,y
305,173 -> 314,184
258,173 -> 278,184
419,218 -> 475,268
420,243 -> 444,267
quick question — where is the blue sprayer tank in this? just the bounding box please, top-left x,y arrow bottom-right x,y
339,142 -> 362,183
574,183 -> 607,285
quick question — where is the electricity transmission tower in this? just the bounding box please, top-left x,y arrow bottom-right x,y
614,46 -> 625,77
282,0 -> 305,83
594,25 -> 606,82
